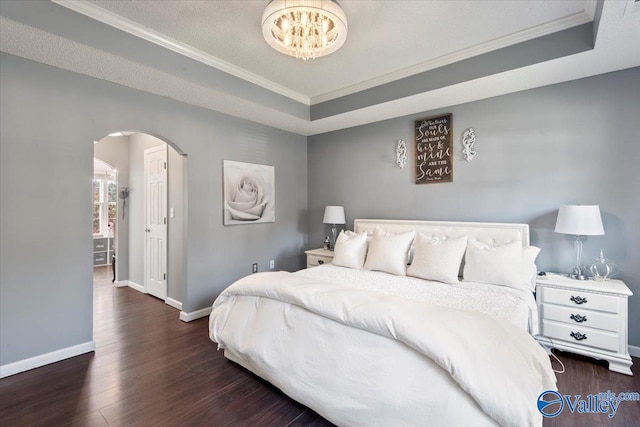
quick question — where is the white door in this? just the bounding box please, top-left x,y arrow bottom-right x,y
144,145 -> 167,300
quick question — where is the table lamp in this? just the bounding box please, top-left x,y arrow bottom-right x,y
323,206 -> 345,251
554,205 -> 604,280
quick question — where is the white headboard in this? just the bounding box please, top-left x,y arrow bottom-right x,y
354,219 -> 530,247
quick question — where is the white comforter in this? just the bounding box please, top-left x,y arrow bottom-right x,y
210,270 -> 556,426
297,265 -> 538,333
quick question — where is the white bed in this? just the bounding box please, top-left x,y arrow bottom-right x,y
209,219 -> 556,426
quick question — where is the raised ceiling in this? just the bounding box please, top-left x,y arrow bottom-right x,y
83,0 -> 593,102
1,0 -> 639,136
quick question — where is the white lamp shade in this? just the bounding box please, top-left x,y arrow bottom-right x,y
554,205 -> 604,236
323,206 -> 345,224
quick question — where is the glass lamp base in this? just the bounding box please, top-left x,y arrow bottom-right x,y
569,267 -> 588,280
330,226 -> 337,251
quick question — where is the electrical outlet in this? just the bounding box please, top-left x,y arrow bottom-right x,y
270,260 -> 275,269
252,263 -> 258,273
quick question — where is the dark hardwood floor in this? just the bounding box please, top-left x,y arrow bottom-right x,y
546,350 -> 640,427
0,266 -> 637,426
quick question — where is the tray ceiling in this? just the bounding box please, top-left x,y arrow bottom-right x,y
1,0 -> 639,135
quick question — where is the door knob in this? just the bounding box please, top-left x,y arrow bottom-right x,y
145,228 -> 150,232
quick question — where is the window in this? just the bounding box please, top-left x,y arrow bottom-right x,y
93,172 -> 117,236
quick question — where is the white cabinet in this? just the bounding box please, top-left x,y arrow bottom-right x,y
304,248 -> 334,268
536,273 -> 633,375
93,236 -> 114,267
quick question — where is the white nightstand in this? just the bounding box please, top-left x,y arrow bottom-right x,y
304,248 -> 334,268
536,273 -> 633,375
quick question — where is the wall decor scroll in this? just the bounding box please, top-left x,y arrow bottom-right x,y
462,128 -> 476,163
414,114 -> 453,184
223,160 -> 275,225
396,139 -> 407,169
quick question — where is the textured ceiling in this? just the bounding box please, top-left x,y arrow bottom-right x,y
86,0 -> 593,102
1,0 -> 639,136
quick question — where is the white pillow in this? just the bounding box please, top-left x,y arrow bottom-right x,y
407,234 -> 468,284
332,231 -> 368,269
521,246 -> 541,291
363,227 -> 415,276
463,240 -> 524,289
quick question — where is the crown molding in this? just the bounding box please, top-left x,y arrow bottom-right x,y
51,0 -> 596,107
311,8 -> 595,105
625,0 -> 640,16
51,0 -> 311,105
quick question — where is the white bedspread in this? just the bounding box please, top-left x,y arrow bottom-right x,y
296,264 -> 539,334
210,270 -> 556,427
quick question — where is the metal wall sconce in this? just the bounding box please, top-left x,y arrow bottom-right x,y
396,139 -> 407,168
462,128 -> 476,162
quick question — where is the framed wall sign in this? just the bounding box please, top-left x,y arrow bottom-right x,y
414,114 -> 453,184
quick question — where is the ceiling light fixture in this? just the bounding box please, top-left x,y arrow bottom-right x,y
262,0 -> 348,61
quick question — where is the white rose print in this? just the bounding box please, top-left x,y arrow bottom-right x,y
223,161 -> 275,225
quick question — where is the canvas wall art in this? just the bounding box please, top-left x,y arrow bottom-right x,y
223,160 -> 275,225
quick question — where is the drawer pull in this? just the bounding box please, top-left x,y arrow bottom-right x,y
570,296 -> 588,305
318,260 -> 324,265
570,314 -> 587,323
570,331 -> 587,341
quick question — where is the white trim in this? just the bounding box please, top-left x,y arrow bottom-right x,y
166,297 -> 182,311
629,345 -> 640,358
127,280 -> 146,294
311,11 -> 593,104
143,145 -> 168,301
113,280 -> 128,288
625,0 -> 640,16
180,306 -> 212,322
51,0 -> 593,106
120,282 -> 181,310
0,341 -> 95,379
51,0 -> 309,105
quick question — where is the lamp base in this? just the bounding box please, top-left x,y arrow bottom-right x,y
331,226 -> 337,251
569,267 -> 588,280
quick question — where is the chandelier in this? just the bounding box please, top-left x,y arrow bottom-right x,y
262,0 -> 348,60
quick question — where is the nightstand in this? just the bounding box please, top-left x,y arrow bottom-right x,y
536,273 -> 633,375
304,248 -> 334,268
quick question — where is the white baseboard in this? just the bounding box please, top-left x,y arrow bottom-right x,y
127,280 -> 146,293
113,280 -> 128,288
0,341 -> 95,379
180,306 -> 212,322
629,345 -> 640,358
166,297 -> 182,311
120,281 -> 180,310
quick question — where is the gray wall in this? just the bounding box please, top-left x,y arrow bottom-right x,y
94,135 -> 130,282
0,53 -> 307,366
308,67 -> 640,347
2,47 -> 635,371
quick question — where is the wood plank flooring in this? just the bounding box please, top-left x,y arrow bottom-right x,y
0,266 -> 638,426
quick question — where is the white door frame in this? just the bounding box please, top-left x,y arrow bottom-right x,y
144,145 -> 168,300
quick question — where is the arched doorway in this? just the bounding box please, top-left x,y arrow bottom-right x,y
93,131 -> 187,310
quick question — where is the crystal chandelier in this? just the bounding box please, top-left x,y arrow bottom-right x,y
262,0 -> 348,60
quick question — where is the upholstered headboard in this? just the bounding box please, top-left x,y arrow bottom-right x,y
354,219 -> 530,247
